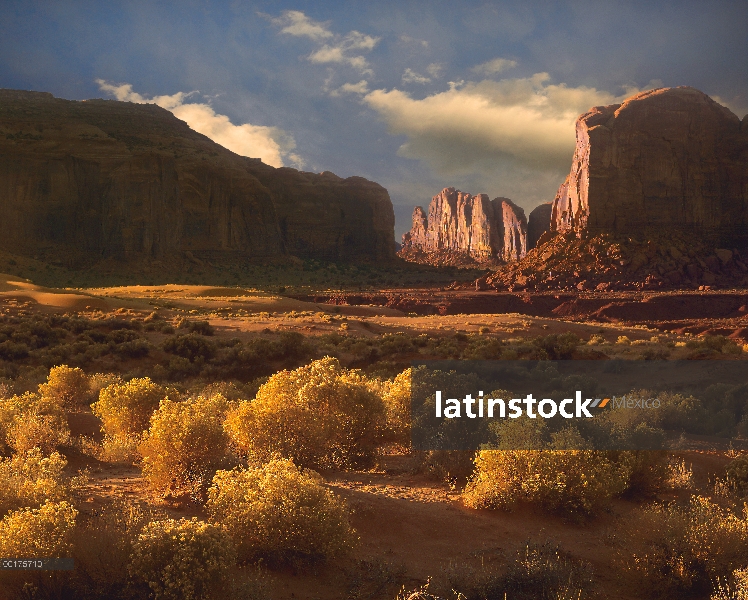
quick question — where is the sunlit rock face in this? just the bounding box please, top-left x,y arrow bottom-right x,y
551,86 -> 748,245
401,187 -> 527,264
0,89 -> 395,266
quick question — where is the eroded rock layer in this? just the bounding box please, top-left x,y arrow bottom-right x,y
0,89 -> 395,266
400,187 -> 527,265
551,86 -> 748,244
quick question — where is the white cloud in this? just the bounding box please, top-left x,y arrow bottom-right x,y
270,11 -> 379,76
330,80 -> 370,97
402,68 -> 430,85
306,30 -> 380,74
400,35 -> 429,48
426,63 -> 443,78
471,58 -> 518,76
363,73 -> 644,177
269,10 -> 333,41
95,79 -> 301,168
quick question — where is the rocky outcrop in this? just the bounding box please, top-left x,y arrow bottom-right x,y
0,89 -> 395,267
551,87 -> 748,245
527,202 -> 553,250
400,187 -> 527,265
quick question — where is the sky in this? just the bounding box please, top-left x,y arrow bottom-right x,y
2,1 -> 747,240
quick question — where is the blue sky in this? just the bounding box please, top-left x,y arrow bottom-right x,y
2,1 -> 747,239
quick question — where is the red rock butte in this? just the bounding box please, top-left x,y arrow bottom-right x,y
551,86 -> 748,245
401,187 -> 527,266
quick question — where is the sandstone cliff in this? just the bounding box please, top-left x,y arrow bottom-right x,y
527,202 -> 553,250
550,86 -> 748,245
400,187 -> 527,265
0,89 -> 395,267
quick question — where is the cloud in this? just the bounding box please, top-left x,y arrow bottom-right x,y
268,10 -> 332,41
330,80 -> 370,97
270,11 -> 379,76
96,79 -> 301,168
402,68 -> 430,85
471,58 -> 518,76
400,35 -> 429,48
307,30 -> 380,74
363,73 -> 643,177
426,63 -> 444,78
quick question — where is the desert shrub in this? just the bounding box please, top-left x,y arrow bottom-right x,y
531,333 -> 581,359
207,457 -> 355,565
619,496 -> 748,598
139,394 -> 235,499
92,377 -> 166,438
68,500 -> 159,600
100,434 -> 141,464
38,364 -> 92,410
413,450 -> 477,486
380,368 -> 411,445
162,333 -> 215,362
0,500 -> 77,558
712,567 -> 748,600
725,456 -> 748,496
0,449 -> 77,516
224,357 -> 386,469
129,517 -> 236,600
463,449 -> 632,515
0,391 -> 70,454
446,541 -> 592,600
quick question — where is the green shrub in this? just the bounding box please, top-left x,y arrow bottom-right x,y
619,496 -> 748,598
139,394 -> 235,499
224,357 -> 386,469
38,364 -> 92,410
128,517 -> 236,600
463,449 -> 632,515
207,457 -> 355,565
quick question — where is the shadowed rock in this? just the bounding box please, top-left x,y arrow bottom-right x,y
527,202 -> 553,250
0,89 -> 395,267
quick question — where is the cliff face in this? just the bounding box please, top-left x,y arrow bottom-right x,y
550,87 -> 748,244
400,187 -> 527,264
0,89 -> 395,265
527,202 -> 552,249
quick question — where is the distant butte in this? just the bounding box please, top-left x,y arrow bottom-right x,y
0,89 -> 395,270
399,187 -> 527,267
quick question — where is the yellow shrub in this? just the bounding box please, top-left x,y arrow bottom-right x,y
620,496 -> 748,597
92,377 -> 166,438
0,448 -> 74,516
139,394 -> 235,499
0,392 -> 69,454
224,357 -> 386,469
207,457 -> 355,564
38,365 -> 92,411
463,450 -> 631,515
128,517 -> 236,600
0,500 -> 77,558
380,368 -> 412,446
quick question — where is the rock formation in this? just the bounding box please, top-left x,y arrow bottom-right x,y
400,187 -> 527,265
0,89 -> 395,267
550,86 -> 748,245
527,202 -> 552,250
